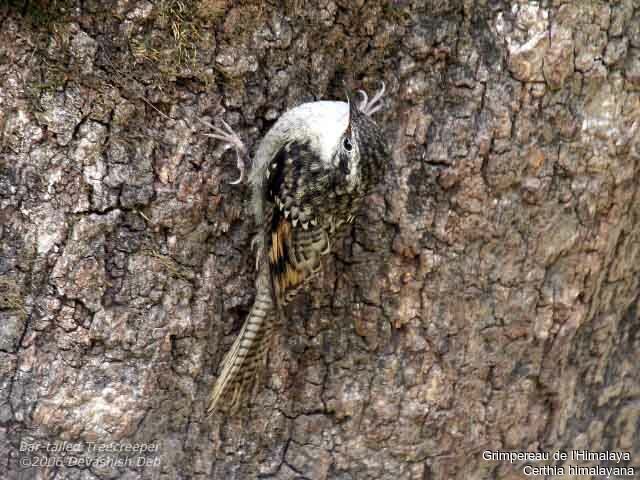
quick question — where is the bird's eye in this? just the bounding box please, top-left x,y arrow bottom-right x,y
343,137 -> 353,152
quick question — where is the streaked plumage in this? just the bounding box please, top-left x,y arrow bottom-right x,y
206,86 -> 389,414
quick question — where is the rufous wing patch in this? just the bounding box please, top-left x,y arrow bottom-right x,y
269,219 -> 290,267
268,218 -> 307,303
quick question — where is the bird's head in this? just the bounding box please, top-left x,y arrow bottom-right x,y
333,89 -> 389,192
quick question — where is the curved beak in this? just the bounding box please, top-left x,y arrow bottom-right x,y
343,83 -> 360,133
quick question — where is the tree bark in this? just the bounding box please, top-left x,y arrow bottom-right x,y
1,1 -> 639,479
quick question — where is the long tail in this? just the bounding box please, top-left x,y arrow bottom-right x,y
207,264 -> 276,415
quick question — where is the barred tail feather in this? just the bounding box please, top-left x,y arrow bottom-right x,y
207,281 -> 275,415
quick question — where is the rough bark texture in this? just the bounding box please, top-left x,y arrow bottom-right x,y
1,1 -> 639,479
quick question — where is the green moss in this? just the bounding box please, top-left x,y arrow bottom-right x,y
140,246 -> 193,281
196,0 -> 228,20
0,277 -> 25,315
128,0 -> 222,86
26,62 -> 69,100
7,0 -> 74,28
17,14 -> 73,108
381,3 -> 411,24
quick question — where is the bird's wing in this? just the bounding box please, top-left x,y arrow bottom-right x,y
263,140 -> 332,306
207,141 -> 334,415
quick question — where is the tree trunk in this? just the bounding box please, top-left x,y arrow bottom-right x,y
1,1 -> 639,479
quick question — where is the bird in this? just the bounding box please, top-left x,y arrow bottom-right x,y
201,82 -> 390,414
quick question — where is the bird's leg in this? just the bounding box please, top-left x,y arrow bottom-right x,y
320,230 -> 331,255
357,81 -> 386,117
251,235 -> 263,271
200,117 -> 248,184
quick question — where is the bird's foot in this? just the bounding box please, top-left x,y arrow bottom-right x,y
358,81 -> 386,117
200,117 -> 248,184
251,235 -> 264,271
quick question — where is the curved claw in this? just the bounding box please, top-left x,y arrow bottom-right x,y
320,230 -> 331,255
199,117 -> 248,184
358,81 -> 386,117
370,81 -> 386,105
229,150 -> 245,184
366,104 -> 382,116
251,236 -> 263,270
250,236 -> 260,251
357,89 -> 368,111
